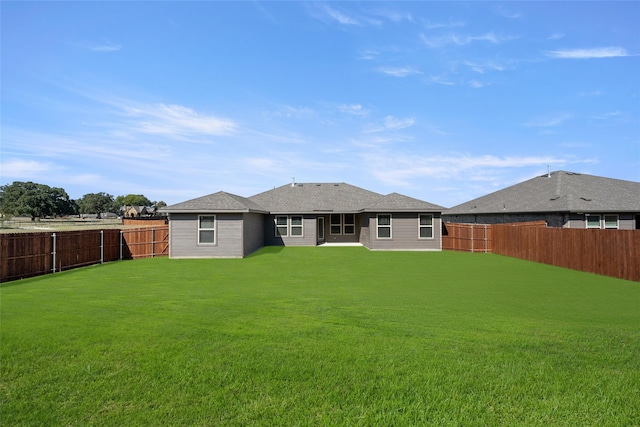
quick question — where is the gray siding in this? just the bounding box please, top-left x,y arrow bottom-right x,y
263,215 -> 317,246
359,214 -> 370,247
364,213 -> 442,251
569,213 -> 636,229
169,213 -> 244,258
242,213 -> 265,256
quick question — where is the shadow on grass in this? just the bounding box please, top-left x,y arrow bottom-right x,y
245,245 -> 285,258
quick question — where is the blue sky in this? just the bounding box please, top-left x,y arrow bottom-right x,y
2,1 -> 638,207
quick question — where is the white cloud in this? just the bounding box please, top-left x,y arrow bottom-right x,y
321,5 -> 359,25
0,159 -> 54,180
91,41 -> 122,52
269,105 -> 315,119
463,60 -> 506,74
429,75 -> 455,86
71,39 -> 122,52
423,19 -> 466,30
364,115 -> 415,133
377,66 -> 421,77
523,114 -> 572,127
339,104 -> 370,116
546,47 -> 629,59
122,102 -> 237,137
363,152 -> 591,187
468,80 -> 485,88
592,111 -> 621,120
421,32 -> 515,48
548,33 -> 565,40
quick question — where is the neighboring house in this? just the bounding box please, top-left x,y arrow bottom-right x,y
122,206 -> 156,218
161,182 -> 445,258
444,170 -> 640,229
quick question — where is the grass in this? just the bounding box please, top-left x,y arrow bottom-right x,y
1,247 -> 639,426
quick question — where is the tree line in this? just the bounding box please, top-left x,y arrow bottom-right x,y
0,181 -> 167,220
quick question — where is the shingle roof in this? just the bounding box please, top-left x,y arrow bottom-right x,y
162,183 -> 445,214
446,171 -> 640,215
249,183 -> 383,213
363,192 -> 445,212
162,191 -> 269,213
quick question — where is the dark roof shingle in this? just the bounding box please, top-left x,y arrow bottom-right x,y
446,171 -> 640,214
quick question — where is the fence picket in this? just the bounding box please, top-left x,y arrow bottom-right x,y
0,226 -> 168,282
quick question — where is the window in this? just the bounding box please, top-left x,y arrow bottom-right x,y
604,215 -> 619,229
275,216 -> 303,237
291,216 -> 303,236
377,214 -> 392,239
344,214 -> 355,235
586,215 -> 601,229
198,215 -> 216,244
275,216 -> 288,237
330,214 -> 341,235
419,214 -> 434,239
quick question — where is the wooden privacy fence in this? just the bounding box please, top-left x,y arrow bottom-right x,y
0,226 -> 168,282
492,225 -> 640,282
442,223 -> 493,252
442,221 -> 546,253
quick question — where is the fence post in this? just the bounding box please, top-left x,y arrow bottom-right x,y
471,225 -> 474,252
119,230 -> 123,260
52,233 -> 57,273
100,230 -> 104,264
152,228 -> 155,258
484,225 -> 488,253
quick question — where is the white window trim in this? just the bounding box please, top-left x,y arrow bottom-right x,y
275,216 -> 288,237
275,215 -> 304,237
377,214 -> 392,239
330,214 -> 342,235
343,214 -> 356,235
198,215 -> 216,245
290,215 -> 304,237
418,214 -> 434,239
603,214 -> 619,229
586,214 -> 601,229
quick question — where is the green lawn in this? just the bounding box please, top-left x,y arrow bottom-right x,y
1,247 -> 638,426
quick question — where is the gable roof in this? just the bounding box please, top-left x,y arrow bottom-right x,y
162,191 -> 269,214
162,183 -> 445,215
249,182 -> 383,213
363,192 -> 445,212
447,171 -> 640,215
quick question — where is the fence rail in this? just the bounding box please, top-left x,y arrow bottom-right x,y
0,226 -> 168,282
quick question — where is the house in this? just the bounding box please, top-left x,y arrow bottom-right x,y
160,182 -> 446,258
444,171 -> 640,229
122,205 -> 157,218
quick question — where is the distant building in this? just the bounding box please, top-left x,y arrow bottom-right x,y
444,170 -> 640,229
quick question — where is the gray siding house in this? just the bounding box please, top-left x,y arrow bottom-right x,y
162,183 -> 445,258
444,171 -> 640,229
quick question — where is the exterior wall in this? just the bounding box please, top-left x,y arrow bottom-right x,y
263,215 -> 317,246
445,212 -> 637,229
363,212 -> 442,251
568,213 -> 636,230
359,214 -> 371,248
242,213 -> 265,256
322,214 -> 361,244
444,213 -> 567,228
169,213 -> 244,258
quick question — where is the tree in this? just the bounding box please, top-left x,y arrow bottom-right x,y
77,192 -> 116,215
115,194 -> 153,209
0,181 -> 75,220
